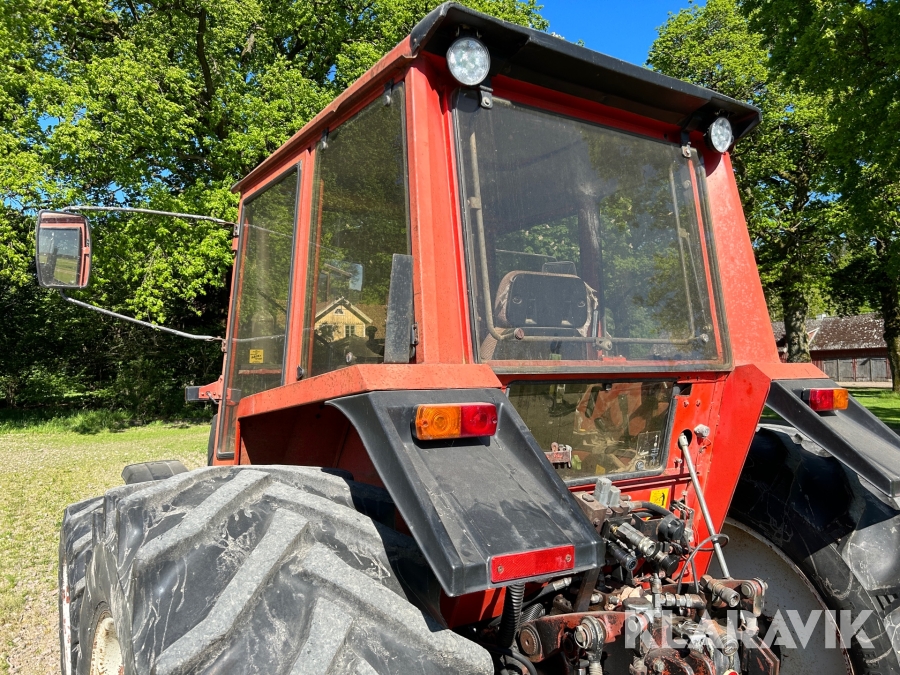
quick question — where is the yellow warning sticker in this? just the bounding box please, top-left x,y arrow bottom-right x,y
649,488 -> 670,508
249,349 -> 264,364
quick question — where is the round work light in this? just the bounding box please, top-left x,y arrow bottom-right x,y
447,37 -> 491,86
705,116 -> 734,153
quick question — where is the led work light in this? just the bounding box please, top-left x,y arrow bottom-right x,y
705,116 -> 734,153
447,37 -> 491,86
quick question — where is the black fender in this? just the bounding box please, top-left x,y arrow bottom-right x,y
765,378 -> 900,497
328,388 -> 603,597
736,424 -> 900,672
743,424 -> 900,594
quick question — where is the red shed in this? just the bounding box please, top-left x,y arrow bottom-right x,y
772,313 -> 893,382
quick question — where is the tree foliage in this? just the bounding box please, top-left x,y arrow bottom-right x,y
649,0 -> 840,363
1,0 -> 547,414
741,0 -> 900,389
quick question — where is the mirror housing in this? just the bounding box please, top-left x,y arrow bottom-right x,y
35,210 -> 91,289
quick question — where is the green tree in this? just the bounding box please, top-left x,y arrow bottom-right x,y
649,0 -> 840,363
0,0 -> 547,413
741,0 -> 900,391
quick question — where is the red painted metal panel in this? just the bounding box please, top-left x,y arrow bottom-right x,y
752,360 -> 827,381
702,152 -> 781,367
405,60 -> 472,365
236,363 -> 501,420
688,364 -> 771,577
283,148 -> 314,388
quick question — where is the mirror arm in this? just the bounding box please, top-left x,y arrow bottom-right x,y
60,206 -> 238,233
58,291 -> 223,343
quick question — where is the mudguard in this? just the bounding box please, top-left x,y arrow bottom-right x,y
765,378 -> 900,497
328,388 -> 603,597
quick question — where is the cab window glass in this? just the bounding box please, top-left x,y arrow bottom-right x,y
455,91 -> 725,365
219,167 -> 300,456
507,380 -> 674,480
303,85 -> 409,376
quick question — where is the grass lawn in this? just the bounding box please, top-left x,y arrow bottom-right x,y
0,422 -> 207,674
849,388 -> 900,430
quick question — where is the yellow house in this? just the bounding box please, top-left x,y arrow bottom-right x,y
314,298 -> 373,342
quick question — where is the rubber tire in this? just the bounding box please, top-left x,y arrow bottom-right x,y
206,413 -> 218,466
731,426 -> 900,675
72,465 -> 493,675
59,496 -> 104,675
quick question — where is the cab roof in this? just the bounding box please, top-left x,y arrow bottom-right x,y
234,3 -> 760,194
414,3 -> 760,139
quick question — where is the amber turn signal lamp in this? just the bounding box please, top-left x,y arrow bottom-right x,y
803,388 -> 849,412
491,545 -> 575,583
414,403 -> 498,440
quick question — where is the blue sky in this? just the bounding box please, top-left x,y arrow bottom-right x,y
539,0 -> 703,66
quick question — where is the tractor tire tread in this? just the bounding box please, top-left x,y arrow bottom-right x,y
79,465 -> 492,675
59,496 -> 104,674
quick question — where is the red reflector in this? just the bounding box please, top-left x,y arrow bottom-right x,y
805,388 -> 849,412
490,546 -> 575,583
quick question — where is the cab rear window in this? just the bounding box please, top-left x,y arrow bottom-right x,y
454,91 -> 728,368
507,380 -> 674,481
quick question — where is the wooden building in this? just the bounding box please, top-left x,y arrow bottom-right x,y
772,314 -> 892,383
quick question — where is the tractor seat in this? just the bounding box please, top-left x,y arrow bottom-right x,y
480,270 -> 596,360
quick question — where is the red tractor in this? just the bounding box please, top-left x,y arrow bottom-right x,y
38,5 -> 900,674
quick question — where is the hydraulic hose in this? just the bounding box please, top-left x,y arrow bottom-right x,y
520,603 -> 546,623
498,583 -> 525,649
631,501 -> 671,517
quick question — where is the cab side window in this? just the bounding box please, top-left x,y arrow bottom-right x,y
303,84 -> 409,376
219,167 -> 300,457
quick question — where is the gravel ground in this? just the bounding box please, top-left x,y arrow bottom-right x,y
0,423 -> 207,674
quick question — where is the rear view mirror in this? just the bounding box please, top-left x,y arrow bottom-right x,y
35,211 -> 91,288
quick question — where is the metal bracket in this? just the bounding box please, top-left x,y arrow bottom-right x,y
185,377 -> 224,402
479,83 -> 493,109
573,567 -> 601,613
680,130 -> 692,158
384,254 -> 416,363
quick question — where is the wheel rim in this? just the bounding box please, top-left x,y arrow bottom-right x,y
709,519 -> 853,675
90,613 -> 124,675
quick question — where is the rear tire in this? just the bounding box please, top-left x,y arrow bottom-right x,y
729,426 -> 900,675
59,496 -> 104,675
206,413 -> 218,466
70,465 -> 492,675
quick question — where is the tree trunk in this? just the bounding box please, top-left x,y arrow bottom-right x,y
880,283 -> 900,393
782,291 -> 812,363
